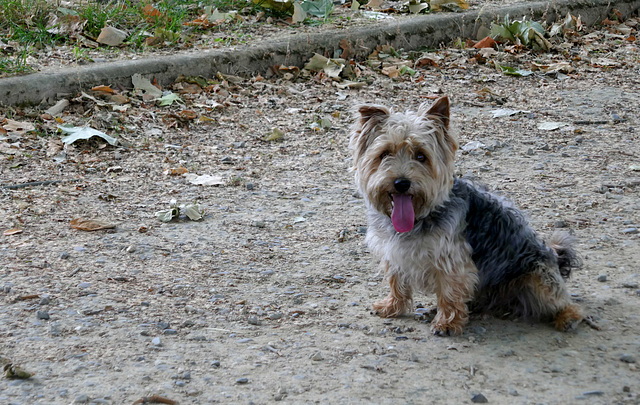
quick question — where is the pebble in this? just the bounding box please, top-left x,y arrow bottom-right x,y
269,312 -> 283,320
248,316 -> 262,326
236,377 -> 249,384
471,393 -> 488,403
221,156 -> 233,164
597,275 -> 607,282
77,282 -> 91,289
39,295 -> 51,305
210,360 -> 221,368
59,251 -> 70,259
163,329 -> 178,335
620,354 -> 636,363
554,220 -> 567,228
310,352 -> 324,361
73,394 -> 90,404
36,310 -> 50,320
246,183 -> 255,190
583,390 -> 604,396
605,262 -> 616,268
622,282 -> 639,289
152,337 -> 162,346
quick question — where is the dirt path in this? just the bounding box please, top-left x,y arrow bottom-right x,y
1,11 -> 640,405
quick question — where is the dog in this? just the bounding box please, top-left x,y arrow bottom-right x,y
349,96 -> 583,336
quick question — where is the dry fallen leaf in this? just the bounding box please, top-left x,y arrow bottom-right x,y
3,119 -> 35,135
3,228 -> 23,236
70,218 -> 116,231
91,85 -> 115,94
97,26 -> 128,47
165,166 -> 189,176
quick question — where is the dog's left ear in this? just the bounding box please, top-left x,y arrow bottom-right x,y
424,96 -> 457,154
425,96 -> 450,130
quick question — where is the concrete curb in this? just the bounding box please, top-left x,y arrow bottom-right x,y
1,0 -> 639,106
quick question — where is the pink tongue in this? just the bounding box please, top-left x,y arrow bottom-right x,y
391,194 -> 415,233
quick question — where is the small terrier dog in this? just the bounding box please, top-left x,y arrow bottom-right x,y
350,96 -> 582,335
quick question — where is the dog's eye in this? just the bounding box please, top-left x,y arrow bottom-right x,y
416,152 -> 427,163
380,151 -> 390,160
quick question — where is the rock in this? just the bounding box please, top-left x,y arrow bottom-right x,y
77,282 -> 91,289
508,388 -> 519,396
39,295 -> 51,305
471,393 -> 488,403
73,394 -> 90,404
269,312 -> 283,320
622,227 -> 638,234
622,282 -> 639,289
248,316 -> 262,326
597,275 -> 607,282
156,321 -> 170,330
59,251 -> 70,259
210,360 -> 221,368
310,352 -> 324,361
37,310 -> 50,320
620,354 -> 636,363
246,183 -> 255,190
151,337 -> 162,346
236,377 -> 249,384
554,220 -> 567,228
583,390 -> 604,396
163,329 -> 178,335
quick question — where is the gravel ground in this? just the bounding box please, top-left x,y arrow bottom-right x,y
1,8 -> 640,405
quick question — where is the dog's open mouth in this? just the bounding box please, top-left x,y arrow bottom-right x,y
391,194 -> 414,233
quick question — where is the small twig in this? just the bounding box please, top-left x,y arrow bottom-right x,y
582,315 -> 601,331
0,179 -> 79,190
554,182 -> 576,189
573,120 -> 609,125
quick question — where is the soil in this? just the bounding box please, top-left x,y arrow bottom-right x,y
1,7 -> 640,405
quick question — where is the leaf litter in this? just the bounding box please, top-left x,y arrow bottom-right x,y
0,9 -> 639,403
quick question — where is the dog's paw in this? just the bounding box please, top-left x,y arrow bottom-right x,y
554,305 -> 583,332
430,321 -> 460,337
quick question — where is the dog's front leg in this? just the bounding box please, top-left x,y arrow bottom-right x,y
372,261 -> 413,318
431,260 -> 478,336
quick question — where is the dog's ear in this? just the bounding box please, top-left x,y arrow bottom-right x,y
424,96 -> 457,154
425,96 -> 450,129
350,104 -> 390,162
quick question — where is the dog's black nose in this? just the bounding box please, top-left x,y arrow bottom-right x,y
394,178 -> 411,193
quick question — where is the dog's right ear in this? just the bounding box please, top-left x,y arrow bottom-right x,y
350,105 -> 390,162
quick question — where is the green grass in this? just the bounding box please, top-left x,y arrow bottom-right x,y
0,0 -> 332,76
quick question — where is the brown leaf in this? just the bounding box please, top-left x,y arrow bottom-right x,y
70,218 -> 116,231
91,85 -> 115,94
142,4 -> 163,19
178,110 -> 198,120
339,39 -> 354,60
473,36 -> 496,49
165,166 -> 189,176
3,119 -> 35,135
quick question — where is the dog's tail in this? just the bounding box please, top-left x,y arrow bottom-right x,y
548,231 -> 582,279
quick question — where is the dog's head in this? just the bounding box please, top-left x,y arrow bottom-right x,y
349,96 -> 457,233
